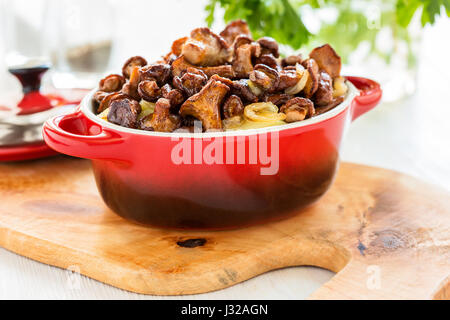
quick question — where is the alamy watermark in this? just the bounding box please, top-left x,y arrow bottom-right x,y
170,121 -> 280,175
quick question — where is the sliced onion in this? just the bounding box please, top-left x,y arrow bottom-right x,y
285,63 -> 309,95
248,80 -> 263,96
244,102 -> 286,122
138,100 -> 156,120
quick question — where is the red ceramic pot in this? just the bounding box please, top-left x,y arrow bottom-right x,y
43,77 -> 381,230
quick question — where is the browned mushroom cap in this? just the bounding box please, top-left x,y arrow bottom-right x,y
281,54 -> 303,67
141,98 -> 181,132
138,80 -> 161,102
220,20 -> 251,45
210,74 -> 234,86
173,67 -> 208,97
93,91 -> 109,105
172,56 -> 197,77
315,96 -> 344,115
171,37 -> 188,56
139,63 -> 171,86
107,96 -> 141,128
162,52 -> 177,65
122,56 -> 147,79
232,35 -> 253,50
313,72 -> 333,107
257,37 -> 279,58
230,79 -> 258,103
121,66 -> 141,100
280,97 -> 315,123
182,28 -> 231,66
263,93 -> 294,106
99,74 -> 125,92
302,59 -> 320,98
232,42 -> 261,78
249,64 -> 279,92
254,54 -> 279,70
161,84 -> 184,107
309,44 -> 341,79
179,78 -> 230,130
97,92 -> 126,113
277,67 -> 299,91
223,95 -> 244,119
172,56 -> 235,79
201,64 -> 235,78
211,74 -> 259,102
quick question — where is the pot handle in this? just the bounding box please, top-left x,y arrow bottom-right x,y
43,108 -> 124,160
346,76 -> 382,121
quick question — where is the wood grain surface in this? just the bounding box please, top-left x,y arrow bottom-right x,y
0,157 -> 449,299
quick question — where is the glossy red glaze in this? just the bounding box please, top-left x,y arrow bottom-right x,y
0,142 -> 57,162
43,77 -> 381,229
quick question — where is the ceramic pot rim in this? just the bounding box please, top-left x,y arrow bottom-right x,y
80,80 -> 359,138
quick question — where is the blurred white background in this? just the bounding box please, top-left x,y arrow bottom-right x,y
0,0 -> 449,300
0,0 -> 216,93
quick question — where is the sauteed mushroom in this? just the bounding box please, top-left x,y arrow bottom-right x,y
280,97 -> 315,123
161,84 -> 184,107
122,56 -> 147,79
95,20 -> 347,132
121,66 -> 141,100
97,92 -> 124,113
315,96 -> 345,115
179,78 -> 230,130
141,98 -> 180,132
107,96 -> 141,128
172,56 -> 234,78
277,67 -> 299,91
302,59 -> 320,98
263,93 -> 293,106
99,74 -> 125,92
282,54 -> 303,67
173,67 -> 208,97
309,44 -> 341,79
139,63 -> 171,86
223,95 -> 244,118
171,37 -> 188,56
220,20 -> 251,45
230,79 -> 258,103
314,72 -> 333,107
255,54 -> 279,70
257,37 -> 279,58
138,80 -> 161,102
182,28 -> 231,66
232,41 -> 261,78
249,64 -> 279,92
93,91 -> 109,105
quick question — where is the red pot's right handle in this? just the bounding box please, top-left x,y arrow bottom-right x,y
346,76 -> 382,121
43,108 -> 124,160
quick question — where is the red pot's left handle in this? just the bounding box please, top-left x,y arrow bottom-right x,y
346,76 -> 382,121
43,109 -> 124,160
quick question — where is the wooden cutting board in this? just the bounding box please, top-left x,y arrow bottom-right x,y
0,157 -> 449,299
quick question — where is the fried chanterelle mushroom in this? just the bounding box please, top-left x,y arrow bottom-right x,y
94,20 -> 347,132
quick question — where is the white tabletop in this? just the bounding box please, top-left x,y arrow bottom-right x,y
0,10 -> 449,300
